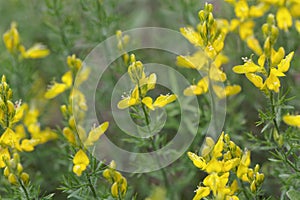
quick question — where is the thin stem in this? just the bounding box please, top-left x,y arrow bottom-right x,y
86,173 -> 97,199
269,92 -> 280,135
136,82 -> 170,189
18,178 -> 30,200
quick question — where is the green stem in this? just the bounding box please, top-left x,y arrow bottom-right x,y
136,82 -> 170,189
86,173 -> 97,199
269,92 -> 280,135
18,178 -> 30,200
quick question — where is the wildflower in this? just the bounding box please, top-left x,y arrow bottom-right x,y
188,132 -> 264,199
118,54 -> 176,110
72,149 -> 89,176
178,4 -> 241,99
103,161 -> 127,198
233,15 -> 294,93
3,22 -> 50,59
3,22 -> 20,53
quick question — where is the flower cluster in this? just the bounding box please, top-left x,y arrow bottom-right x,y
260,0 -> 300,32
45,54 -> 110,176
0,76 -> 56,185
177,3 -> 241,98
3,22 -> 49,59
103,161 -> 127,199
116,30 -> 130,65
118,54 -> 176,110
233,14 -> 294,93
188,132 -> 264,200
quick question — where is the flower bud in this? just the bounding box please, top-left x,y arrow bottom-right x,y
20,172 -> 30,185
250,181 -> 256,192
8,173 -> 18,185
4,167 -> 10,177
17,163 -> 23,174
111,182 -> 119,197
198,10 -> 206,22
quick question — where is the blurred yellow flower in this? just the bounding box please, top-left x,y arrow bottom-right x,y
283,115 -> 300,127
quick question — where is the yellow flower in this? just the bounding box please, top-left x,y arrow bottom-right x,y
44,70 -> 73,99
193,187 -> 210,200
117,86 -> 140,109
84,121 -> 109,146
176,51 -> 207,70
246,36 -> 263,55
276,7 -> 292,31
234,0 -> 249,20
0,148 -> 10,168
3,22 -> 20,53
21,43 -> 50,59
183,77 -> 209,96
73,149 -> 90,176
180,27 -> 203,47
283,114 -> 300,127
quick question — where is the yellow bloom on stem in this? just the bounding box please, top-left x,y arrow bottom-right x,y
21,43 -> 50,59
180,27 -> 203,47
44,70 -> 73,99
283,114 -> 300,127
73,149 -> 89,176
84,121 -> 109,146
3,22 -> 20,53
0,148 -> 10,168
117,86 -> 140,109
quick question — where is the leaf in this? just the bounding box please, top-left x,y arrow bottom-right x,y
286,189 -> 300,200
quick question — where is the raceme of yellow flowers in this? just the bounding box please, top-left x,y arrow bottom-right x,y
103,161 -> 127,199
117,54 -> 176,110
3,22 -> 49,59
188,132 -> 264,200
0,76 -> 57,185
233,14 -> 294,94
44,54 -> 112,176
176,3 -> 241,99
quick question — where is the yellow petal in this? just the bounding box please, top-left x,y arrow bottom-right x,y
239,21 -> 254,40
245,73 -> 264,88
84,121 -> 109,146
233,61 -> 260,74
276,7 -> 292,31
20,139 -> 39,152
180,27 -> 202,46
278,51 -> 294,73
73,149 -> 89,166
234,0 -> 249,20
0,148 -> 10,168
61,70 -> 73,88
187,152 -> 207,170
271,47 -> 285,67
3,22 -> 20,53
63,127 -> 76,144
225,85 -> 241,97
44,82 -> 67,99
265,73 -> 280,92
183,85 -> 203,96
23,43 -> 50,59
193,187 -> 210,200
249,3 -> 269,18
283,115 -> 300,127
117,97 -> 131,109
142,97 -> 154,110
146,73 -> 157,91
153,94 -> 176,108
246,36 -> 262,55
73,164 -> 87,176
